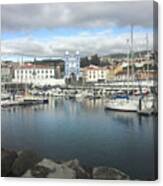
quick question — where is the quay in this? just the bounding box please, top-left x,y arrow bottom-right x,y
1,97 -> 49,108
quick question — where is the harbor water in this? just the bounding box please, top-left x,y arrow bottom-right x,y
1,98 -> 157,180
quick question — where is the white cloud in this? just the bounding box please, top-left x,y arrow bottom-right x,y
1,30 -> 153,57
1,1 -> 154,58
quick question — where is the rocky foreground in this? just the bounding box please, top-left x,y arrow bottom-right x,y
1,148 -> 130,180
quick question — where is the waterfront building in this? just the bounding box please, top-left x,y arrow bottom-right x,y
64,51 -> 80,80
112,59 -> 157,81
137,71 -> 157,81
12,63 -> 65,86
83,65 -> 109,83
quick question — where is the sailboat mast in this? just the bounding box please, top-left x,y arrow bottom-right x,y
130,25 -> 134,80
146,33 -> 149,80
127,39 -> 130,94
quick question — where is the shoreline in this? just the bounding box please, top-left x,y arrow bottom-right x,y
1,148 -> 130,180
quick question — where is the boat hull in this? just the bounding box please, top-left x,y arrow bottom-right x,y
105,107 -> 137,112
105,97 -> 154,113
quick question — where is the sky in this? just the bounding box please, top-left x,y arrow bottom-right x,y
1,1 -> 154,61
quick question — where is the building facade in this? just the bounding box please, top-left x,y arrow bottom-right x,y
83,65 -> 109,83
12,64 -> 65,86
14,64 -> 55,82
64,51 -> 80,80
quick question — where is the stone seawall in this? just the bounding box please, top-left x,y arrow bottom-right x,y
1,148 -> 130,180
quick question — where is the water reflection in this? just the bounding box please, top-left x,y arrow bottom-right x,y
1,98 -> 156,180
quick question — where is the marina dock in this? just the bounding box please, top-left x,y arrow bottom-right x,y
1,97 -> 49,108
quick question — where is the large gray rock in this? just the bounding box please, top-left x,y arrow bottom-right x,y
11,150 -> 41,176
1,148 -> 17,176
39,159 -> 76,179
65,159 -> 91,179
47,164 -> 76,179
92,167 -> 130,180
23,165 -> 51,178
23,158 -> 76,179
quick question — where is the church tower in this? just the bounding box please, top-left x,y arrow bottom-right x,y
64,51 -> 80,80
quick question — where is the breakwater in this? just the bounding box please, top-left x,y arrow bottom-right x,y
2,148 -> 129,180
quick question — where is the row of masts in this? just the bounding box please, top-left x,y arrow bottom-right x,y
126,25 -> 150,94
127,25 -> 150,79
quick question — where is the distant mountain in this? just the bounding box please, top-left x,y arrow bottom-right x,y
103,50 -> 149,59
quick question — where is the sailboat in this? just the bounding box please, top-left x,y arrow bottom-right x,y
105,96 -> 138,112
105,26 -> 153,112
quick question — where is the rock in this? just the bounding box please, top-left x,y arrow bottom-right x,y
38,159 -> 76,178
23,158 -> 57,178
65,159 -> 91,179
47,164 -> 76,179
31,165 -> 50,177
22,170 -> 33,177
11,150 -> 42,176
37,158 -> 57,171
23,158 -> 76,178
2,148 -> 131,179
92,167 -> 130,180
23,167 -> 50,178
1,148 -> 17,176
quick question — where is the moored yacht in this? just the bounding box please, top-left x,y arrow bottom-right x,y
105,94 -> 154,112
105,95 -> 138,112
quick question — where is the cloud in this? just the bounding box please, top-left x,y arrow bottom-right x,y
1,1 -> 153,33
1,30 -> 153,57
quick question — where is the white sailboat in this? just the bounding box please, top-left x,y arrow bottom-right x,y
105,95 -> 154,112
105,26 -> 154,112
105,96 -> 138,112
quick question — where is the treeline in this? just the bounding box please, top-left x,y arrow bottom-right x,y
33,59 -> 64,66
80,54 -> 109,67
33,54 -> 109,68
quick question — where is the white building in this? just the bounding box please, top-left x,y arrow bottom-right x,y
12,64 -> 65,86
83,65 -> 109,82
64,51 -> 80,80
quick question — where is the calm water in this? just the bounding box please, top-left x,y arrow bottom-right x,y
1,98 -> 157,180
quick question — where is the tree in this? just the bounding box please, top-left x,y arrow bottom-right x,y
90,54 -> 100,66
80,56 -> 90,67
